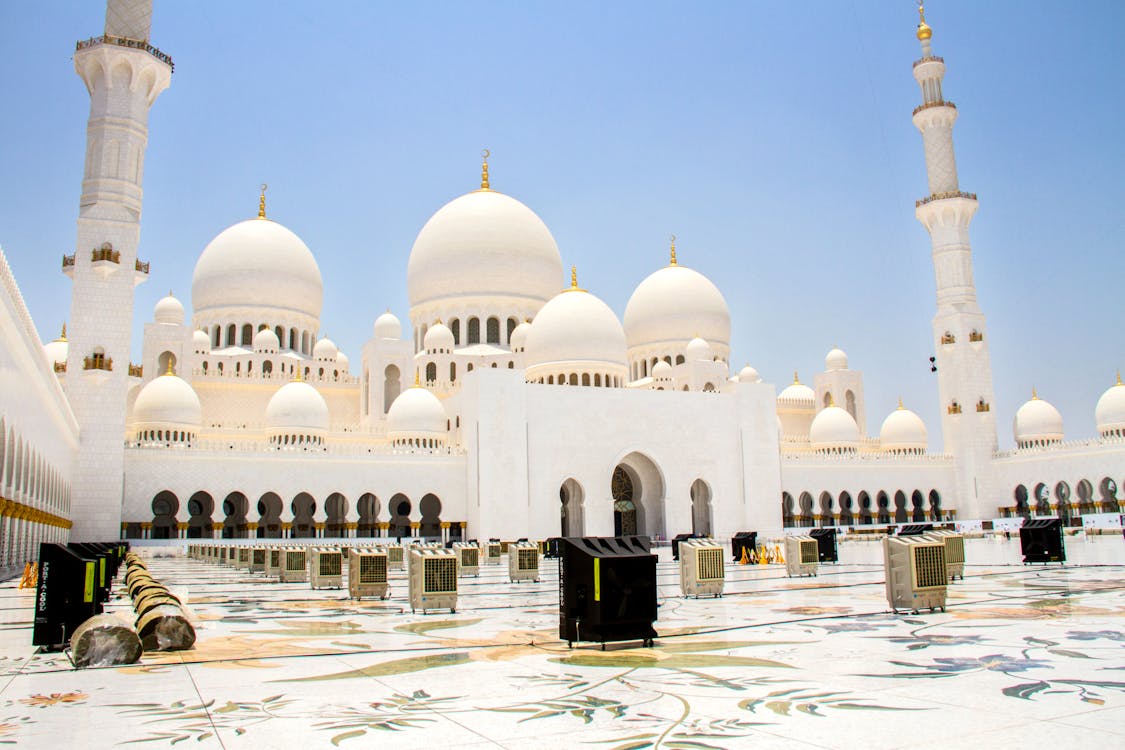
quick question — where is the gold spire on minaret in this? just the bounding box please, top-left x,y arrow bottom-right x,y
564,265 -> 586,293
258,183 -> 268,219
916,1 -> 932,41
59,322 -> 67,342
480,149 -> 490,191
669,234 -> 677,266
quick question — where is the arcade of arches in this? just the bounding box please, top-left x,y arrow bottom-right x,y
126,490 -> 463,543
782,488 -> 945,527
1006,477 -> 1123,523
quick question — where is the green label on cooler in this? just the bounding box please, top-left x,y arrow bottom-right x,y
83,562 -> 95,603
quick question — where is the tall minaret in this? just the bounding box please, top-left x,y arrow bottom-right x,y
64,0 -> 172,539
911,3 -> 997,521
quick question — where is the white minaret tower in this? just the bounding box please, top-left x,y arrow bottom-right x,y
64,0 -> 172,539
911,3 -> 997,521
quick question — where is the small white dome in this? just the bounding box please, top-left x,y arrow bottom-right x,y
685,337 -> 712,362
879,401 -> 927,452
132,372 -> 202,431
778,373 -> 815,406
374,311 -> 402,340
1095,374 -> 1125,437
424,322 -> 455,352
810,404 -> 860,450
1013,391 -> 1063,447
43,329 -> 68,366
154,293 -> 185,325
313,336 -> 338,362
265,379 -> 329,436
336,350 -> 350,370
407,189 -> 564,310
738,364 -> 761,383
652,360 -> 673,379
192,217 -> 323,324
825,346 -> 848,371
624,261 -> 730,353
192,329 -> 211,353
524,282 -> 627,378
387,385 -> 447,440
509,320 -> 532,352
253,328 -> 280,353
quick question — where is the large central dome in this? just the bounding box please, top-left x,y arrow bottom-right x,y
407,189 -> 564,309
192,217 -> 323,322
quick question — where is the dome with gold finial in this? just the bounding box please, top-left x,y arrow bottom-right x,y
43,323 -> 69,369
406,152 -> 564,315
265,376 -> 330,446
778,372 -> 815,406
810,394 -> 860,452
130,365 -> 203,444
880,399 -> 928,453
153,291 -> 185,325
1013,389 -> 1064,448
192,189 -> 323,336
524,267 -> 628,384
623,237 -> 730,359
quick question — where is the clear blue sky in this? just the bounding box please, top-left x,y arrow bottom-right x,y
1,1 -> 1122,449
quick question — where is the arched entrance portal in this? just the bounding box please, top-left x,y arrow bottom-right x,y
690,479 -> 712,536
419,494 -> 442,538
611,453 -> 665,539
560,478 -> 585,537
151,491 -> 178,539
187,492 -> 213,538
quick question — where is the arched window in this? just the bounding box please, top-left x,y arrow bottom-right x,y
507,317 -> 518,343
241,324 -> 253,346
212,327 -> 221,348
450,319 -> 460,345
226,324 -> 236,346
486,317 -> 500,344
582,373 -> 590,386
289,328 -> 298,351
675,355 -> 685,365
426,362 -> 437,382
384,364 -> 401,414
450,362 -> 456,382
845,390 -> 857,420
467,317 -> 480,344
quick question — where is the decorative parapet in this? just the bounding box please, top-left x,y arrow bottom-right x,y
135,259 -> 150,274
994,436 -> 1125,459
916,190 -> 978,208
780,451 -> 953,465
128,363 -> 143,378
969,330 -> 984,342
62,254 -> 76,270
912,99 -> 956,116
76,34 -> 174,71
53,361 -> 67,373
947,401 -> 962,415
975,400 -> 990,413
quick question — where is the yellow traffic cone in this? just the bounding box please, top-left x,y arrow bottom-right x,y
18,562 -> 38,589
774,544 -> 785,564
758,548 -> 769,565
748,548 -> 758,564
739,546 -> 750,565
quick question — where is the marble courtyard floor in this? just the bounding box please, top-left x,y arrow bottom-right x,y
1,536 -> 1123,749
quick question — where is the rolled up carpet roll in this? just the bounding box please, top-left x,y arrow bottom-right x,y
133,592 -> 183,617
70,614 -> 143,668
136,605 -> 196,651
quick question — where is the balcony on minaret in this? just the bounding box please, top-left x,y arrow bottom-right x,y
134,258 -> 150,286
75,34 -> 174,72
947,401 -> 962,415
912,100 -> 956,117
969,330 -> 984,343
941,331 -> 956,345
83,351 -> 113,383
128,363 -> 143,378
62,253 -> 76,279
916,190 -> 978,209
976,399 -> 990,413
91,242 -> 121,279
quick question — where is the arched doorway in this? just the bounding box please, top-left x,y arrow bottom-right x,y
612,467 -> 637,535
291,493 -> 316,538
560,478 -> 585,537
911,490 -> 925,522
781,492 -> 795,527
1076,479 -> 1094,514
222,492 -> 249,539
611,453 -> 665,539
818,491 -> 834,527
187,492 -> 213,538
357,493 -> 379,537
389,493 -> 411,539
325,492 -> 348,537
151,491 -> 178,539
1034,483 -> 1051,516
1098,477 -> 1119,513
893,491 -> 908,523
798,492 -> 814,527
928,490 -> 942,521
257,492 -> 282,538
1014,485 -> 1030,518
419,494 -> 442,538
838,491 -> 854,525
876,491 -> 890,524
690,479 -> 712,536
858,491 -> 872,525
1054,482 -> 1071,524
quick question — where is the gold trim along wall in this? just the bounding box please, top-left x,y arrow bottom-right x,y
0,496 -> 73,529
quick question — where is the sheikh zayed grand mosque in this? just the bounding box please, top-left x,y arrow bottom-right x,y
1,0 -> 1123,571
